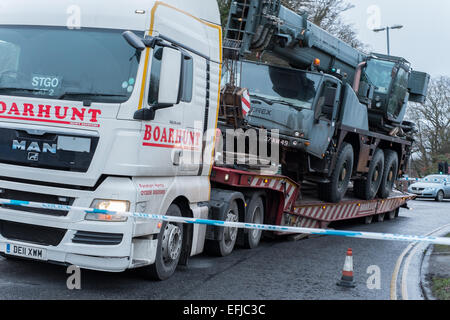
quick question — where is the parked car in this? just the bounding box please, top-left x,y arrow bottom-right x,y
408,175 -> 450,202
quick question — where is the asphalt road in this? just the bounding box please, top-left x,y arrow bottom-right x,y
0,199 -> 449,300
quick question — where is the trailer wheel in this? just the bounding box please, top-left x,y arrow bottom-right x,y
322,143 -> 354,203
378,150 -> 399,199
354,149 -> 385,200
144,204 -> 184,281
376,213 -> 385,223
205,200 -> 239,257
387,210 -> 397,220
364,215 -> 373,224
243,196 -> 265,249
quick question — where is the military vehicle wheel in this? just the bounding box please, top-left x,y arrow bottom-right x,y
243,196 -> 265,249
378,150 -> 399,199
322,143 -> 354,203
436,190 -> 444,202
354,149 -> 385,200
205,200 -> 239,257
143,204 -> 184,281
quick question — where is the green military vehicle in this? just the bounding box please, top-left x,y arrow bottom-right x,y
220,0 -> 430,203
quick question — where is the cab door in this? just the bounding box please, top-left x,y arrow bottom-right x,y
308,79 -> 341,158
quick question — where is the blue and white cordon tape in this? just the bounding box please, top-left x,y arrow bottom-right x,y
403,177 -> 448,183
1,198 -> 450,246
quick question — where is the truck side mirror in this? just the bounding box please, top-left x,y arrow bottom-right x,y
157,47 -> 183,106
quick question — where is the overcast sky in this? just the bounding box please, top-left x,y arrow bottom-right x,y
342,0 -> 450,78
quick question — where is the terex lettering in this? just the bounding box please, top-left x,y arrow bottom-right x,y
0,101 -> 102,127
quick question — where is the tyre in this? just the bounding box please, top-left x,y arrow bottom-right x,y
354,149 -> 385,200
321,143 -> 354,203
376,213 -> 385,223
205,200 -> 239,257
387,210 -> 397,220
378,150 -> 399,199
243,196 -> 264,249
364,215 -> 373,225
436,190 -> 444,202
143,204 -> 184,281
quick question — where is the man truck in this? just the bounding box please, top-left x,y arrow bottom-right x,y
0,0 -> 417,280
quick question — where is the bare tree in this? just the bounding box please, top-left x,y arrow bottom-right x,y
408,77 -> 450,176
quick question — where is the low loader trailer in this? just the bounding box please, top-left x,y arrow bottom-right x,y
0,0 -> 420,281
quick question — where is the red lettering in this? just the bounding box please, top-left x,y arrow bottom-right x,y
189,132 -> 195,145
169,129 -> 175,144
0,101 -> 6,114
144,125 -> 152,141
195,132 -> 202,146
161,128 -> 168,143
23,103 -> 35,117
55,106 -> 69,119
175,130 -> 182,144
154,126 -> 161,142
71,108 -> 85,121
88,109 -> 102,123
38,105 -> 51,118
183,130 -> 189,145
8,103 -> 20,116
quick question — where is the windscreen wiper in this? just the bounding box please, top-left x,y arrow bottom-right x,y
0,87 -> 47,94
250,94 -> 274,106
58,92 -> 128,100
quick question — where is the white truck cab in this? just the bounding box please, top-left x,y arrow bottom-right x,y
0,0 -> 222,280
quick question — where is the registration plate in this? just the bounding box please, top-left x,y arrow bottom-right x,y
4,243 -> 47,261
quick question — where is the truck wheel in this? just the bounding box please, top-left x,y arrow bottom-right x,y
378,150 -> 399,199
243,196 -> 265,249
144,204 -> 184,281
322,143 -> 354,203
436,190 -> 444,202
205,200 -> 239,257
354,149 -> 385,200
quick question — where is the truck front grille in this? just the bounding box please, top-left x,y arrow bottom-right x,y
72,231 -> 123,246
0,189 -> 74,217
0,220 -> 67,246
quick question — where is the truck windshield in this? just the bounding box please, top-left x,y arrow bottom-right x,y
0,26 -> 142,103
363,59 -> 395,94
240,62 -> 320,109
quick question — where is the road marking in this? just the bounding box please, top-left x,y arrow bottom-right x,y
391,223 -> 450,300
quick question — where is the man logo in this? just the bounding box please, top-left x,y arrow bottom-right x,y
28,152 -> 39,161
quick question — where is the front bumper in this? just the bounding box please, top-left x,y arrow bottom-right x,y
0,177 -> 160,272
408,190 -> 438,199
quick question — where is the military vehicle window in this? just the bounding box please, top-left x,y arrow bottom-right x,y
240,62 -> 321,110
364,59 -> 395,94
387,68 -> 409,118
148,46 -> 193,105
318,82 -> 338,121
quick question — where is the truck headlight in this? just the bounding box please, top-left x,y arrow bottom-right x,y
86,200 -> 130,222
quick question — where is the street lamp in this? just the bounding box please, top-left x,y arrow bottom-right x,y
373,25 -> 404,55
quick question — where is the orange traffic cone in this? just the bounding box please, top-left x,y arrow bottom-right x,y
337,248 -> 356,288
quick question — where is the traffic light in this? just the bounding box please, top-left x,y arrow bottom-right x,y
438,162 -> 445,174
